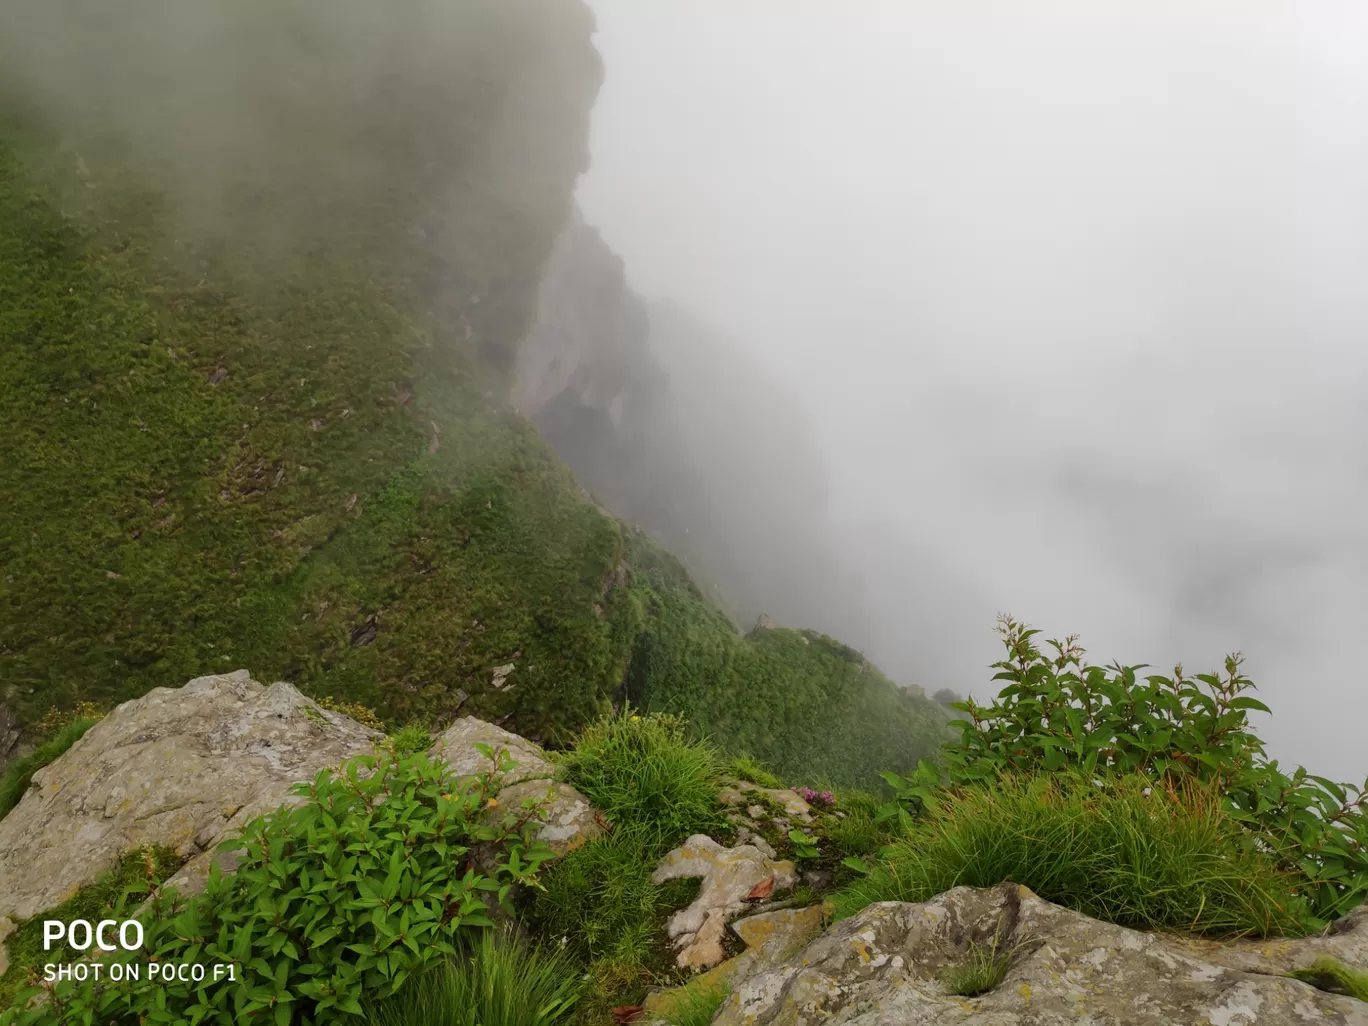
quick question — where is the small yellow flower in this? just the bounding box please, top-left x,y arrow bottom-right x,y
487,798 -> 498,808
630,715 -> 640,721
440,793 -> 452,800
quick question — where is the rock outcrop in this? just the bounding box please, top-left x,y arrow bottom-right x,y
715,882 -> 1368,1026
652,834 -> 800,971
0,671 -> 383,925
0,673 -> 604,976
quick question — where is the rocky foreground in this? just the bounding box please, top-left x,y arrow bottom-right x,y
1,673 -> 1366,1025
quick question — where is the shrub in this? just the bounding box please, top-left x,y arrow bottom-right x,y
560,711 -> 724,842
833,772 -> 1312,938
1,744 -> 556,1025
896,616 -> 1368,924
0,715 -> 100,820
364,926 -> 581,1026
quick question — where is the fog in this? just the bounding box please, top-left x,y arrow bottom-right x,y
579,1 -> 1368,782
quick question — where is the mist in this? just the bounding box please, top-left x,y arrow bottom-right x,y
578,1 -> 1368,782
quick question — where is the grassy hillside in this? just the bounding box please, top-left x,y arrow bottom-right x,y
0,1 -> 947,790
619,531 -> 951,787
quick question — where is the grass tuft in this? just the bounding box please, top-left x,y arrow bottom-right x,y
560,710 -> 724,843
658,979 -> 730,1026
939,936 -> 1031,997
364,927 -> 582,1026
832,772 -> 1311,938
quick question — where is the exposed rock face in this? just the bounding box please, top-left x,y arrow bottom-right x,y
0,677 -> 605,980
652,834 -> 800,971
645,904 -> 829,1022
716,882 -> 1368,1026
0,671 -> 384,924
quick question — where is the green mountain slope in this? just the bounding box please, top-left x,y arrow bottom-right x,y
0,0 -> 947,788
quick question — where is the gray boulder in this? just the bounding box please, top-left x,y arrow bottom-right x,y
0,671 -> 383,924
427,716 -> 603,857
717,882 -> 1368,1026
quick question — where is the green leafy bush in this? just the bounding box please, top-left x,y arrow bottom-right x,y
2,744 -> 555,1025
833,772 -> 1311,938
364,926 -> 581,1026
888,616 -> 1368,924
560,711 -> 724,843
0,715 -> 100,820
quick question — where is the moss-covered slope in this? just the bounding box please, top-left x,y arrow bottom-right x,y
0,1 -> 947,789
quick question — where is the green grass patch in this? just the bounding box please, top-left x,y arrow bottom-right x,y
832,772 -> 1312,938
939,936 -> 1031,998
729,754 -> 783,789
560,711 -> 725,842
364,927 -> 582,1026
656,978 -> 730,1026
620,532 -> 952,791
0,716 -> 99,820
0,845 -> 181,1009
1285,957 -> 1368,1002
386,723 -> 432,757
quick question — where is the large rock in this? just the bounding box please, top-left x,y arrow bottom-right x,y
717,882 -> 1368,1026
427,716 -> 602,857
0,671 -> 384,923
652,834 -> 800,971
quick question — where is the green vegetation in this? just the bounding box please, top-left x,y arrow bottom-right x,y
834,616 -> 1368,937
364,928 -> 582,1026
939,936 -> 1031,998
727,754 -> 783,789
560,711 -> 725,842
656,979 -> 730,1026
1286,957 -> 1368,1003
0,714 -> 100,820
387,723 -> 433,757
620,532 -> 952,789
833,772 -> 1309,937
1,745 -> 557,1025
0,845 -> 181,1010
0,104 -> 947,791
535,712 -> 726,1023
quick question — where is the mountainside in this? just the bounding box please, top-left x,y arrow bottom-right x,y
516,214 -> 888,650
0,0 -> 946,788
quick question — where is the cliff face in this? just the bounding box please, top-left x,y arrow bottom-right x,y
517,212 -> 896,671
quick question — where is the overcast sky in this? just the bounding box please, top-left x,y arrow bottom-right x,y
578,1 -> 1368,783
